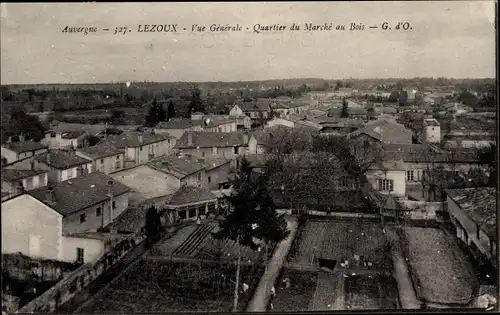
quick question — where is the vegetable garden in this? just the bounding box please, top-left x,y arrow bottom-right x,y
80,258 -> 264,313
288,219 -> 391,270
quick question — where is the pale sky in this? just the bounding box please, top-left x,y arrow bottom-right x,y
0,1 -> 496,84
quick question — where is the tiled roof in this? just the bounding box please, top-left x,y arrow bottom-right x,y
60,131 -> 88,139
35,150 -> 91,170
28,171 -> 131,217
423,118 -> 441,127
445,187 -> 496,238
175,131 -> 249,149
320,118 -> 364,128
148,155 -> 207,178
2,141 -> 47,153
370,159 -> 406,171
109,205 -> 149,232
202,116 -> 237,127
167,186 -> 217,206
237,101 -> 272,112
1,169 -> 48,182
382,144 -> 480,163
155,119 -> 203,130
77,143 -> 125,160
349,118 -> 413,141
201,156 -> 232,170
103,132 -> 169,148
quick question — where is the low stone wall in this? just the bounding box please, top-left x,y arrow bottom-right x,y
276,209 -> 379,219
17,232 -> 145,313
399,201 -> 441,220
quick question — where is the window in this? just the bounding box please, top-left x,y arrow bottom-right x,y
208,203 -> 216,214
96,207 -> 102,216
115,160 -> 121,170
100,159 -> 104,164
178,210 -> 187,220
201,152 -> 205,157
61,170 -> 67,181
208,176 -> 211,183
51,132 -> 56,138
198,205 -> 206,215
140,146 -> 143,151
198,173 -> 201,181
76,248 -> 84,263
80,213 -> 87,223
112,201 -> 116,209
378,179 -> 394,192
406,170 -> 414,181
188,207 -> 197,218
234,146 -> 239,154
116,155 -> 120,160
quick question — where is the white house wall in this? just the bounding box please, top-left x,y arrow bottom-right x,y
1,195 -> 63,261
61,236 -> 104,263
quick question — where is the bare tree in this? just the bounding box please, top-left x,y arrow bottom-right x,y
261,126 -> 314,156
312,135 -> 385,192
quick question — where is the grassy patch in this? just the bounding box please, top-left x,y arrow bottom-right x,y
403,227 -> 478,305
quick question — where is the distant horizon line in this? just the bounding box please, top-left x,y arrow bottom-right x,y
2,76 -> 496,87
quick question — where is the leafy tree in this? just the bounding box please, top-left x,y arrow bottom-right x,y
145,98 -> 167,127
457,91 -> 479,107
167,100 -> 176,121
187,86 -> 204,116
4,108 -> 47,142
145,206 -> 163,245
213,157 -> 289,311
1,86 -> 15,101
340,98 -> 349,118
388,91 -> 400,102
478,144 -> 497,187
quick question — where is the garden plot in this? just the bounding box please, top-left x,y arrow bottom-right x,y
289,219 -> 390,270
403,227 -> 478,305
270,269 -> 319,312
308,271 -> 345,311
81,258 -> 264,313
345,274 -> 399,310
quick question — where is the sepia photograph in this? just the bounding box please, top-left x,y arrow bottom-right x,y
0,1 -> 498,313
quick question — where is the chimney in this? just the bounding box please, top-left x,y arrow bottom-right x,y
187,131 -> 193,147
46,185 -> 55,203
19,134 -> 25,142
243,132 -> 249,144
138,134 -> 144,144
107,180 -> 114,223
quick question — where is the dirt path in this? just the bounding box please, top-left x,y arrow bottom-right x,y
386,227 -> 421,310
246,217 -> 298,312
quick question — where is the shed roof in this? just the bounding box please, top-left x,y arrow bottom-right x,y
445,187 -> 496,238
